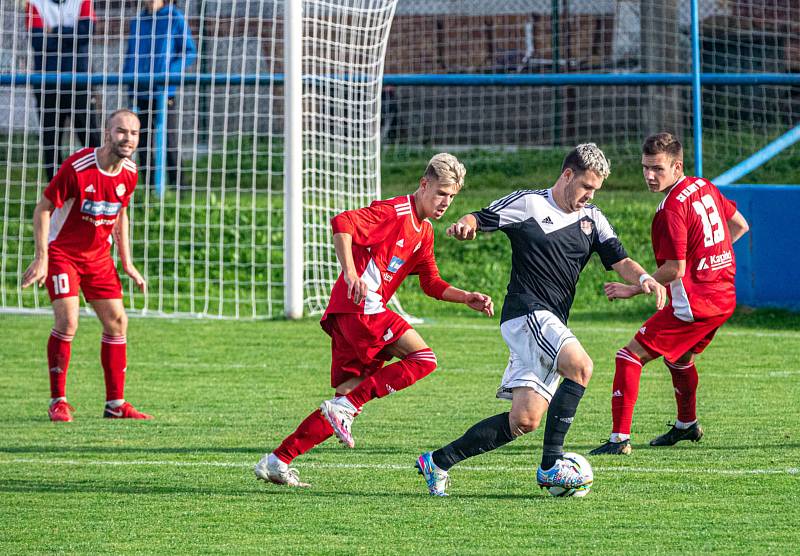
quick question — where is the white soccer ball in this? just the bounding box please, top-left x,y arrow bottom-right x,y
547,452 -> 593,497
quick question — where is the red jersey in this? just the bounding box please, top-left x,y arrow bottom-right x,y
652,176 -> 738,321
324,194 -> 451,316
44,148 -> 138,264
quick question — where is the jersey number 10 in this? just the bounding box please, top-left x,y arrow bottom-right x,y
692,194 -> 725,247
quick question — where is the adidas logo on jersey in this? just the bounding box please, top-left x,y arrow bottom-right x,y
85,184 -> 95,193
541,216 -> 553,225
396,238 -> 404,247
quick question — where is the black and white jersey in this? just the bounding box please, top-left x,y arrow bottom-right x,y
473,188 -> 628,324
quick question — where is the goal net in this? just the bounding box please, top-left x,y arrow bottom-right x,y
0,0 -> 398,319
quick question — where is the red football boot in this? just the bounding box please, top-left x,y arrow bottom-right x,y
103,401 -> 153,420
48,400 -> 75,422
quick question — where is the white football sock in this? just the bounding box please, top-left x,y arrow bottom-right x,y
610,433 -> 630,443
106,399 -> 125,409
674,419 -> 697,430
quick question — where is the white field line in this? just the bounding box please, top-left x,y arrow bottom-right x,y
1,457 -> 798,477
418,322 -> 800,339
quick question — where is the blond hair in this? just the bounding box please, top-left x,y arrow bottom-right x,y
424,152 -> 466,188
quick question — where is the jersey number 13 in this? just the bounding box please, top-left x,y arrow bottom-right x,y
692,194 -> 725,247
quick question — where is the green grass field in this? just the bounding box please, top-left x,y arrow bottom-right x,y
1,311 -> 798,554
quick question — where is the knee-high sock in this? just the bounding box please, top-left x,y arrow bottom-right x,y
611,347 -> 644,436
345,348 -> 437,410
666,360 -> 699,423
48,329 -> 74,399
272,409 -> 335,464
101,333 -> 127,402
431,412 -> 515,471
541,378 -> 585,469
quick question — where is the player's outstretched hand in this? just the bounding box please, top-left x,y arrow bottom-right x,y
640,277 -> 666,310
124,265 -> 147,293
344,271 -> 368,305
21,257 -> 48,288
465,291 -> 494,317
446,222 -> 476,241
604,281 -> 639,302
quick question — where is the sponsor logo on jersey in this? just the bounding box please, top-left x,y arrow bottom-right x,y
80,199 -> 122,217
580,219 -> 594,235
387,256 -> 405,273
396,238 -> 404,247
85,184 -> 95,193
116,183 -> 127,196
697,250 -> 732,271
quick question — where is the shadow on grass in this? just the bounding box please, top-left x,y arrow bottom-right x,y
0,477 -> 546,500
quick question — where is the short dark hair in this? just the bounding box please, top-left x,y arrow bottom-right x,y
642,132 -> 683,160
105,109 -> 140,130
561,143 -> 610,179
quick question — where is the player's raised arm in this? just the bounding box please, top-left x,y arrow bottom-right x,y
21,196 -> 55,288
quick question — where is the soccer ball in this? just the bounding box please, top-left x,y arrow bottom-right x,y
547,452 -> 593,497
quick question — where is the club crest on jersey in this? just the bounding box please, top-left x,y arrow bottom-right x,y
116,183 -> 126,196
387,256 -> 405,273
580,219 -> 594,236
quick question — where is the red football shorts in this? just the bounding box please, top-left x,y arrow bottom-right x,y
46,255 -> 122,301
634,307 -> 733,363
321,310 -> 413,388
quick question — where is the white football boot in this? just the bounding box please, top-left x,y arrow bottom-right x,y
320,396 -> 358,448
254,453 -> 309,487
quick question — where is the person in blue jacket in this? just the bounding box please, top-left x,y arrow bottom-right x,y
124,0 -> 196,188
26,0 -> 102,181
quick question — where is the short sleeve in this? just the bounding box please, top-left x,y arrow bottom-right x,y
331,202 -> 397,247
590,209 -> 628,270
652,208 -> 687,261
719,192 -> 737,220
473,190 -> 530,232
43,166 -> 78,208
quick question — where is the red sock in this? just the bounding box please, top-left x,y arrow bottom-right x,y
345,348 -> 437,410
611,347 -> 644,436
101,333 -> 127,401
666,360 -> 699,423
273,409 -> 334,464
48,329 -> 74,399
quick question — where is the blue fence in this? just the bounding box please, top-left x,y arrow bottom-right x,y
719,185 -> 799,311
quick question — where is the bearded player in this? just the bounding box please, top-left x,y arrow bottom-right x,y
590,132 -> 749,455
22,109 -> 151,422
254,153 -> 494,487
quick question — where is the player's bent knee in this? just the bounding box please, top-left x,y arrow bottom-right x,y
509,412 -> 540,435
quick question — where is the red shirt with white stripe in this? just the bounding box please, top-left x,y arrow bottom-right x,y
44,147 -> 138,264
26,0 -> 94,30
323,194 -> 450,316
651,176 -> 738,320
